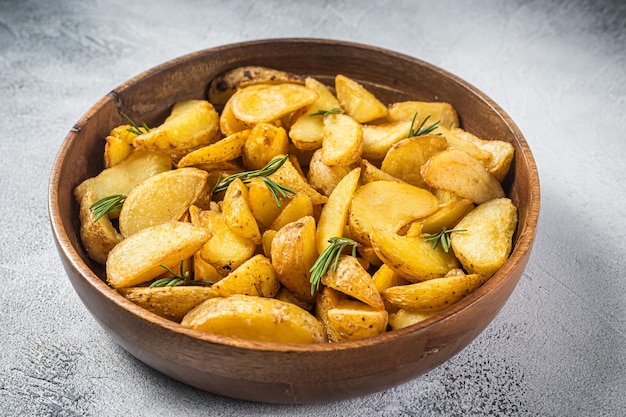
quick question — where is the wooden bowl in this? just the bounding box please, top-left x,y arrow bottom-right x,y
48,38 -> 540,404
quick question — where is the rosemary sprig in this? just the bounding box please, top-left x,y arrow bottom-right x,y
212,154 -> 296,207
308,107 -> 343,117
408,112 -> 441,137
89,194 -> 126,222
150,261 -> 190,288
423,227 -> 467,253
309,237 -> 361,295
121,112 -> 150,136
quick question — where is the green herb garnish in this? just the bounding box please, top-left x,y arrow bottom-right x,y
121,112 -> 150,136
89,194 -> 126,222
423,228 -> 466,253
212,154 -> 296,207
150,261 -> 190,288
309,237 -> 361,295
408,112 -> 441,137
308,107 -> 343,117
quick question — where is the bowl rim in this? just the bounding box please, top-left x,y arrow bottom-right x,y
48,37 -> 540,354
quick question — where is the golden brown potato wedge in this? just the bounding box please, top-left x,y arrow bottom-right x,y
321,113 -> 363,167
269,192 -> 314,231
359,159 -> 404,184
177,129 -> 249,168
117,286 -> 219,322
324,300 -> 388,342
388,309 -> 439,330
211,254 -> 280,298
119,167 -> 209,238
348,181 -> 439,245
268,155 -> 327,205
199,226 -> 257,277
413,197 -> 475,235
74,150 -> 172,203
421,149 -> 504,204
208,66 -> 306,105
307,148 -> 355,196
222,178 -> 262,244
448,128 -> 515,181
289,77 -> 342,151
387,101 -> 460,129
335,74 -> 387,123
231,83 -> 318,124
360,120 -> 413,160
321,255 -> 384,310
104,135 -> 133,168
383,273 -> 484,311
436,126 -> 493,167
451,198 -> 518,279
316,167 -> 361,255
193,252 -> 222,283
182,294 -> 327,343
372,263 -> 410,294
106,221 -> 210,288
370,228 -> 460,283
380,135 -> 448,188
133,100 -> 221,160
270,216 -> 318,304
242,123 -> 290,170
78,188 -> 123,264
247,177 -> 284,230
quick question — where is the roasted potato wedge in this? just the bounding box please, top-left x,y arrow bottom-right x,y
269,192 -> 314,231
307,148 -> 355,196
289,77 -> 342,151
231,83 -> 318,124
222,178 -> 262,244
177,129 -> 249,168
323,300 -> 388,342
335,74 -> 387,123
74,150 -> 172,203
380,135 -> 448,188
117,286 -> 219,322
321,113 -> 363,167
242,123 -> 290,170
270,216 -> 318,304
360,120 -> 413,161
321,255 -> 384,310
359,159 -> 403,184
388,309 -> 439,330
383,273 -> 484,311
421,148 -> 504,204
348,181 -> 439,245
451,198 -> 518,278
119,167 -> 209,238
268,155 -> 327,205
387,101 -> 459,129
78,188 -> 123,264
447,128 -> 515,181
208,66 -> 306,105
106,221 -> 210,288
247,177 -> 284,229
212,254 -> 280,298
133,100 -> 221,161
413,196 -> 475,235
316,167 -> 361,255
182,294 -> 327,343
104,135 -> 133,168
371,228 -> 460,283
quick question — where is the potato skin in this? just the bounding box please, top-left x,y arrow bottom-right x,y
451,198 -> 518,279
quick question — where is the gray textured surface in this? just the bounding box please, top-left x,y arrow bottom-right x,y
1,0 -> 625,415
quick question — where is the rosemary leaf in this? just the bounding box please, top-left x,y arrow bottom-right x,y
308,108 -> 343,117
408,112 -> 441,137
89,194 -> 126,222
423,228 -> 467,252
309,237 -> 361,295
